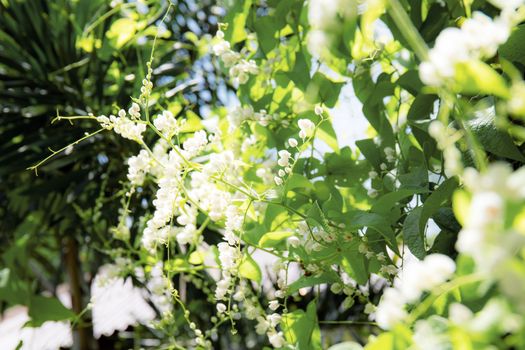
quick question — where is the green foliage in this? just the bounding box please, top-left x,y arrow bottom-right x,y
4,0 -> 525,349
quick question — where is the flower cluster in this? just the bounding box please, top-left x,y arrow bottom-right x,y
298,118 -> 315,140
127,149 -> 151,186
227,105 -> 277,131
274,150 -> 293,185
457,164 -> 525,274
90,263 -> 156,338
419,6 -> 521,86
374,254 -> 456,329
213,30 -> 258,85
215,242 -> 241,302
97,103 -> 146,142
154,110 -> 184,137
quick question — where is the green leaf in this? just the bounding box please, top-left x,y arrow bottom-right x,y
397,70 -> 423,96
453,60 -> 509,98
306,201 -> 331,232
224,0 -> 253,44
286,271 -> 339,295
287,50 -> 311,91
466,108 -> 525,162
350,212 -> 399,255
263,203 -> 288,231
28,296 -> 75,327
403,207 -> 426,259
317,119 -> 339,152
306,72 -> 345,108
106,18 -> 137,49
364,325 -> 413,349
356,138 -> 382,170
371,188 -> 427,214
365,332 -> 394,350
281,300 -> 322,350
239,253 -> 262,283
419,177 -> 459,233
258,231 -> 292,248
253,16 -> 278,54
342,244 -> 369,285
499,24 -> 525,66
286,173 -> 314,192
452,189 -> 471,227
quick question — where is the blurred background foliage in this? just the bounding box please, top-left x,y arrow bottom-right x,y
0,0 -> 224,347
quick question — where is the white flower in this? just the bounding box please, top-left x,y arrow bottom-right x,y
287,235 -> 301,248
314,105 -> 323,116
449,303 -> 473,324
369,170 -> 378,179
127,150 -> 151,185
419,10 -> 514,87
422,254 -> 456,285
277,150 -> 291,167
215,277 -> 231,301
413,319 -> 450,350
128,102 -> 141,119
100,113 -> 146,142
384,147 -> 396,162
380,264 -> 397,275
274,176 -> 283,185
0,306 -> 74,350
216,303 -> 227,314
213,40 -> 230,56
375,288 -> 408,330
268,331 -> 286,348
298,118 -> 315,139
455,227 -> 484,256
90,265 -> 155,338
154,110 -> 178,136
288,138 -> 298,147
462,12 -> 510,57
395,254 -> 455,302
274,290 -> 286,298
267,313 -> 282,327
183,130 -> 208,157
146,263 -> 173,315
255,316 -> 269,334
467,191 -> 504,229
217,242 -> 240,272
268,300 -> 279,311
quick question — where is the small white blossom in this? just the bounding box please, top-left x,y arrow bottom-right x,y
277,150 -> 291,167
268,331 -> 286,348
216,303 -> 227,314
268,300 -> 279,311
298,118 -> 315,139
287,235 -> 301,248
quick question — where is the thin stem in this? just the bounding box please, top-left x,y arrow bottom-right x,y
387,0 -> 429,62
28,128 -> 105,174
